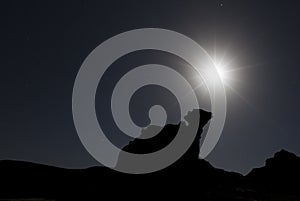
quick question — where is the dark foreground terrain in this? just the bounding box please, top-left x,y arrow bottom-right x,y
1,110 -> 300,200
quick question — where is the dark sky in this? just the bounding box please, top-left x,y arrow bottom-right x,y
1,0 -> 300,174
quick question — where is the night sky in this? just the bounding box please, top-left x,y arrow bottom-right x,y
1,0 -> 300,174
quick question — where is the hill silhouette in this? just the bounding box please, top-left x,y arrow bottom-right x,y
0,109 -> 300,200
246,149 -> 300,196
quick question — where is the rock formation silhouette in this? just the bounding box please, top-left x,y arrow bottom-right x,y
117,109 -> 212,169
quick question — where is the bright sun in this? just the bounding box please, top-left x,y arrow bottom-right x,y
212,59 -> 231,85
192,48 -> 240,97
192,43 -> 252,103
208,48 -> 252,105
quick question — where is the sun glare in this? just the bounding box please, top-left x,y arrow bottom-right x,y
212,58 -> 232,86
192,44 -> 253,103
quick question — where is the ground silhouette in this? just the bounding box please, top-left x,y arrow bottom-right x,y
1,109 -> 300,200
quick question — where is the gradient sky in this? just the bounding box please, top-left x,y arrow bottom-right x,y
1,0 -> 300,174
